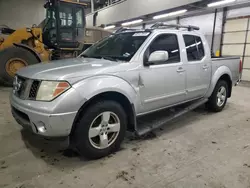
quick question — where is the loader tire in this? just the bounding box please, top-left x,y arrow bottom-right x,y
0,47 -> 39,86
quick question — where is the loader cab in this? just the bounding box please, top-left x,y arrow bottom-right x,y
43,0 -> 86,50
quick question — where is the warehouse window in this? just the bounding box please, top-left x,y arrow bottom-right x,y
146,34 -> 180,64
94,0 -> 123,10
183,35 -> 205,61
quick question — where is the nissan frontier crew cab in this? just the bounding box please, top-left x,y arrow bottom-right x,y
10,23 -> 242,159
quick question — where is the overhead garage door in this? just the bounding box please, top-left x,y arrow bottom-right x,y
222,17 -> 250,81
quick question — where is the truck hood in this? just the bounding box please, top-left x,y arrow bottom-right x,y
17,58 -> 122,82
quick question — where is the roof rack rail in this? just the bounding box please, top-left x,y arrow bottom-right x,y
115,27 -> 138,33
151,22 -> 200,31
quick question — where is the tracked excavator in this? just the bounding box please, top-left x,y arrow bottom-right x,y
0,0 -> 111,86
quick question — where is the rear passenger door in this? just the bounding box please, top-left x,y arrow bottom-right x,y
183,35 -> 211,100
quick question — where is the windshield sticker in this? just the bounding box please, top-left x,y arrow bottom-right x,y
133,32 -> 150,37
123,52 -> 131,57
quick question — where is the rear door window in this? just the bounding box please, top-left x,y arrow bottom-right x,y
183,35 -> 205,61
195,36 -> 205,58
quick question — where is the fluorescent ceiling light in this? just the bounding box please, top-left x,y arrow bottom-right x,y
153,9 -> 187,20
121,19 -> 143,26
207,0 -> 236,7
104,25 -> 116,30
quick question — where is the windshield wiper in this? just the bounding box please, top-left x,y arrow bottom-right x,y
91,56 -> 117,62
81,54 -> 117,62
102,56 -> 117,62
81,54 -> 89,58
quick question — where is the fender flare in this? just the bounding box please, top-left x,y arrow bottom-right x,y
70,75 -> 139,133
73,75 -> 139,106
205,66 -> 232,98
13,43 -> 42,62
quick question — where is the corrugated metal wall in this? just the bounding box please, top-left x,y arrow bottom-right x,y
222,17 -> 250,81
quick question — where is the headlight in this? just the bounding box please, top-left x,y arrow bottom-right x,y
36,81 -> 71,101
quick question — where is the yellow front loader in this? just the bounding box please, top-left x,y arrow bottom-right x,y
0,0 -> 111,86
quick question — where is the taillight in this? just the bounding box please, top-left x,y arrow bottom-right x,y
239,60 -> 243,73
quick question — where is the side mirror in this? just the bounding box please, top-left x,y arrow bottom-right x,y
146,51 -> 169,65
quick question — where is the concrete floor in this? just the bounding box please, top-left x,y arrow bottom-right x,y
0,85 -> 250,188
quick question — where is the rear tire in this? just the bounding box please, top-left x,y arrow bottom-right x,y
72,100 -> 127,159
206,80 -> 228,112
0,47 -> 39,86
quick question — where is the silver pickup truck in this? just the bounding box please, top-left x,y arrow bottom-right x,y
10,24 -> 242,159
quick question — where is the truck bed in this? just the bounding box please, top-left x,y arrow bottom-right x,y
212,56 -> 240,84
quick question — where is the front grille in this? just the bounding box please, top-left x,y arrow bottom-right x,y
14,76 -> 40,100
29,80 -> 40,99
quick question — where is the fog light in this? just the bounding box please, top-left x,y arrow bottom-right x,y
36,121 -> 47,133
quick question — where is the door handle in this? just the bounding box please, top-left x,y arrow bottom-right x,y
203,65 -> 209,69
177,67 -> 185,73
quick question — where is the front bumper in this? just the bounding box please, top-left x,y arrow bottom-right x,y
10,89 -> 84,137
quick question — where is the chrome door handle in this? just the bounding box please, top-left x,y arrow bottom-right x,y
203,65 -> 209,69
177,67 -> 185,73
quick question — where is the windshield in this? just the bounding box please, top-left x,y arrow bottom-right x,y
80,31 -> 151,62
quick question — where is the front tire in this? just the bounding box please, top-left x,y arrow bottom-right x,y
72,100 -> 127,159
207,80 -> 228,112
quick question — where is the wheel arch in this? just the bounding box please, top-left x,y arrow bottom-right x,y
70,91 -> 137,138
206,66 -> 232,98
218,74 -> 232,98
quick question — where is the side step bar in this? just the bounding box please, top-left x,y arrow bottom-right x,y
135,98 -> 208,136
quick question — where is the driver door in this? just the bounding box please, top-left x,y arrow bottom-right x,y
139,33 -> 186,113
